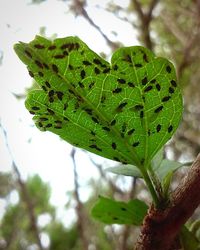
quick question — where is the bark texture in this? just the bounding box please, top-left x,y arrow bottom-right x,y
135,153 -> 200,250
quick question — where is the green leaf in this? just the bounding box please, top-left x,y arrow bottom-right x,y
91,196 -> 148,225
14,36 -> 183,168
106,164 -> 142,177
180,226 -> 200,250
156,159 -> 182,180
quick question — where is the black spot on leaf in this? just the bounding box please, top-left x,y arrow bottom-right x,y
134,104 -> 143,111
156,84 -> 161,91
135,63 -> 142,67
80,70 -> 86,79
83,60 -> 92,66
113,156 -> 120,161
38,71 -> 44,77
45,81 -> 51,88
46,124 -> 52,128
34,44 -> 45,49
128,82 -> 135,87
128,128 -> 135,135
28,71 -> 34,77
54,54 -> 65,59
52,64 -> 58,73
89,144 -> 102,152
116,102 -> 128,112
113,88 -> 122,93
133,141 -> 140,147
24,50 -> 32,58
92,117 -> 99,123
110,119 -> 116,126
103,68 -> 110,73
142,77 -> 148,85
168,125 -> 173,133
47,108 -> 54,115
144,85 -> 153,92
89,81 -> 95,89
48,90 -> 54,97
117,78 -> 126,84
94,67 -> 100,74
169,87 -> 174,94
156,124 -> 161,132
93,58 -> 102,65
162,96 -> 171,102
154,106 -> 163,113
121,207 -> 127,211
112,142 -> 117,150
140,111 -> 144,118
32,106 -> 40,111
48,45 -> 56,50
56,91 -> 64,101
91,131 -> 95,136
166,65 -> 171,73
171,80 -> 177,87
113,65 -> 118,70
102,127 -> 110,131
150,79 -> 156,83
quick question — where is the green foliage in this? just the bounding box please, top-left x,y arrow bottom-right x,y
91,196 -> 148,225
24,174 -> 54,215
0,172 -> 13,197
14,36 -> 183,171
47,222 -> 79,250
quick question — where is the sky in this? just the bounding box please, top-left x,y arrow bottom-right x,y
0,0 -> 138,226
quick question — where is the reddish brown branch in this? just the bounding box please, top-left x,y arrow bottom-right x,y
135,153 -> 200,250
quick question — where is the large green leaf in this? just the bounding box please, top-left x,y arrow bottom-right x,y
14,36 -> 183,168
91,196 -> 148,225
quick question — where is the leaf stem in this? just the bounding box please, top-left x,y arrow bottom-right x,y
140,168 -> 160,207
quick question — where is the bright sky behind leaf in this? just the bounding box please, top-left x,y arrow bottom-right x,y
0,0 -> 137,226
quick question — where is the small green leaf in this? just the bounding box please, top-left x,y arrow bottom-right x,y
180,226 -> 200,250
91,196 -> 148,225
106,165 -> 142,177
156,159 -> 182,180
14,36 -> 183,168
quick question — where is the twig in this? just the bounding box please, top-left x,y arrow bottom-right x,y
87,154 -> 124,195
70,0 -> 119,50
70,148 -> 88,250
132,0 -> 159,49
135,153 -> 200,250
0,123 -> 44,250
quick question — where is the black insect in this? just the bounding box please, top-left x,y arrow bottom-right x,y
168,125 -> 173,133
154,106 -> 163,113
117,78 -> 126,84
110,119 -> 116,126
142,77 -> 148,85
80,70 -> 86,79
52,64 -> 59,73
133,141 -> 140,147
113,88 -> 122,94
156,124 -> 161,132
94,67 -> 100,74
48,45 -> 56,50
112,142 -> 117,150
166,65 -> 171,73
162,96 -> 171,102
127,128 -> 135,135
116,102 -> 128,112
144,85 -> 153,92
24,50 -> 32,58
34,44 -> 45,49
171,80 -> 177,87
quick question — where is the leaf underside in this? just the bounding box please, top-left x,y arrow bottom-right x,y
14,36 -> 183,168
91,196 -> 148,225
